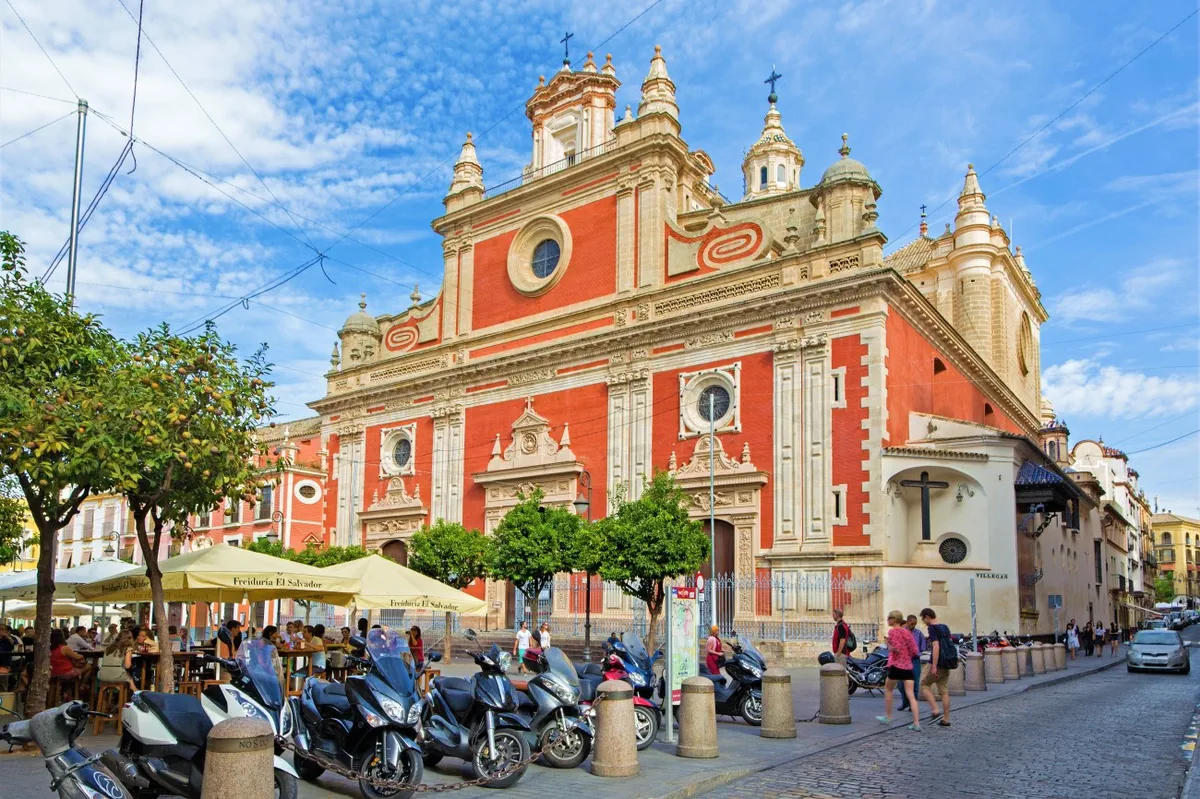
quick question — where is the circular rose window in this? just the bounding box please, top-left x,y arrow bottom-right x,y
939,536 -> 968,565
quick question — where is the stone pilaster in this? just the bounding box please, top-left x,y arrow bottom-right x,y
457,239 -> 474,338
431,404 -> 465,523
772,329 -> 801,549
335,424 -> 365,547
616,177 -> 637,294
606,361 -> 653,506
800,334 -> 830,552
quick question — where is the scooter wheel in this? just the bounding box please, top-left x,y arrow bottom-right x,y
633,705 -> 659,750
538,725 -> 590,769
294,754 -> 326,782
847,679 -> 858,695
471,728 -> 529,788
359,748 -> 423,799
739,690 -> 763,726
274,768 -> 299,799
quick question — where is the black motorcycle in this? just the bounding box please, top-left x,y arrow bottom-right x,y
291,627 -> 427,799
421,629 -> 531,788
820,638 -> 889,695
514,646 -> 592,769
1,701 -> 130,799
697,633 -> 764,725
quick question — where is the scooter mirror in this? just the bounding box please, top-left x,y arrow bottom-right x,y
348,635 -> 366,649
428,651 -> 443,663
463,629 -> 477,641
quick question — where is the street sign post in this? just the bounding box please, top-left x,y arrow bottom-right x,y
664,586 -> 698,744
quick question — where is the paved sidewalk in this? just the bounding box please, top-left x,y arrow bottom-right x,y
0,647 -> 1127,799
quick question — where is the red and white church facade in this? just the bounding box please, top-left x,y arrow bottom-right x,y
302,47 -> 1088,640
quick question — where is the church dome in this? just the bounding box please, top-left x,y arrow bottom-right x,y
820,134 -> 872,185
340,294 -> 380,336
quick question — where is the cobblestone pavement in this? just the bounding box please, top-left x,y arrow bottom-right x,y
704,645 -> 1200,798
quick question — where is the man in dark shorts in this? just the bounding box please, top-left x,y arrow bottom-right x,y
919,608 -> 952,727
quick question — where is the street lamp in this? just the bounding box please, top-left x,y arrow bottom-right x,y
102,531 -> 118,560
572,469 -> 593,662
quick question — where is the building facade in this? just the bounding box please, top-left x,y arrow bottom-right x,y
1153,512 -> 1200,606
299,46 -> 1102,639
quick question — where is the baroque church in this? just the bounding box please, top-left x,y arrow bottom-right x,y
308,46 -> 1083,640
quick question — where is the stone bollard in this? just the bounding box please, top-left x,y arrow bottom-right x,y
760,668 -> 795,739
818,662 -> 851,724
1019,646 -> 1034,677
1031,643 -> 1047,674
964,652 -> 986,691
1000,646 -> 1020,680
947,663 -> 966,696
591,679 -> 639,777
983,647 -> 1005,684
201,718 -> 274,799
676,676 -> 719,759
1052,642 -> 1067,671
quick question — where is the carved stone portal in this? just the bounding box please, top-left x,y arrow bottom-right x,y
359,476 -> 428,552
670,434 -> 768,618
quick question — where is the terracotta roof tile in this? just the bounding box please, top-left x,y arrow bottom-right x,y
884,236 -> 936,274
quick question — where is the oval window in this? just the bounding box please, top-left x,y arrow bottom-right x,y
297,485 -> 317,500
531,239 -> 561,279
697,385 -> 731,422
393,438 -> 412,469
939,537 -> 968,565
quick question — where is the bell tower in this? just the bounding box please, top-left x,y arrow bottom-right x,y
742,68 -> 803,199
525,42 -> 620,175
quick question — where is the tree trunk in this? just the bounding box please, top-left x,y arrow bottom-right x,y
644,582 -> 665,654
527,587 -> 539,631
443,610 -> 452,663
148,557 -> 174,692
25,520 -> 59,718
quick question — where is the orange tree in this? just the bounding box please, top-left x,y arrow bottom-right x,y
409,520 -> 492,656
115,323 -> 274,691
0,231 -> 128,715
489,489 -> 579,629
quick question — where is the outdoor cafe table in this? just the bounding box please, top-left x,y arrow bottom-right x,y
276,649 -> 322,697
130,651 -> 200,690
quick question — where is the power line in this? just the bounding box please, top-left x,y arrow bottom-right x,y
891,7 -> 1199,245
1126,429 -> 1199,456
0,109 -> 74,149
2,0 -> 78,98
113,0 -> 316,251
1113,409 -> 1200,446
0,85 -> 76,104
1042,322 -> 1200,348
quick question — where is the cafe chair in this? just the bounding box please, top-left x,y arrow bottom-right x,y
92,680 -> 130,734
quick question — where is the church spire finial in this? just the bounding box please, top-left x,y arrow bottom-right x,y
839,133 -> 851,158
764,65 -> 782,105
919,204 -> 928,237
560,30 -> 574,66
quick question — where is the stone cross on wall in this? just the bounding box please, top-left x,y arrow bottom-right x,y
900,471 -> 949,541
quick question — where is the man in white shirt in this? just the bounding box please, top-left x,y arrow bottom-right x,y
66,626 -> 94,652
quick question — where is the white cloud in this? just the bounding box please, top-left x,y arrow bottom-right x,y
1046,258 -> 1189,326
1043,358 -> 1200,419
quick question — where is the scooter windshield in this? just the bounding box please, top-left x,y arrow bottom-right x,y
734,635 -> 766,669
237,638 -> 283,709
543,647 -> 580,688
621,632 -> 651,669
367,627 -> 415,695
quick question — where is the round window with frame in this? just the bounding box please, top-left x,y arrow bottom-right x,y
507,215 -> 572,296
678,365 -> 741,438
380,424 -> 417,477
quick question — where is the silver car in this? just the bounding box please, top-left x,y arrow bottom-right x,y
1127,629 -> 1190,674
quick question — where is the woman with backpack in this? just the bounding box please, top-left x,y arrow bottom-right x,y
876,610 -> 921,731
918,608 -> 954,727
831,609 -> 854,666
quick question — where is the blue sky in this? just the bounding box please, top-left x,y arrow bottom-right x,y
1,0 -> 1197,513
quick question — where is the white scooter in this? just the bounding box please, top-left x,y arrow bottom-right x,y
102,632 -> 298,799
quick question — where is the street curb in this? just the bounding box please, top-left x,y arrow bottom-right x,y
654,655 -> 1127,799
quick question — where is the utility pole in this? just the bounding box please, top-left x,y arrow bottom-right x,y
708,393 -> 716,632
66,98 -> 88,305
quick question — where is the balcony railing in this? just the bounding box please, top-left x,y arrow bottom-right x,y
483,139 -> 622,200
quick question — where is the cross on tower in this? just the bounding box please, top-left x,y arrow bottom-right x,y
764,66 -> 782,103
561,31 -> 574,63
899,471 -> 950,541
920,203 -> 927,217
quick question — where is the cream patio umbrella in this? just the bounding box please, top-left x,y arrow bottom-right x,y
75,544 -> 361,605
322,555 -> 486,613
0,558 -> 139,602
3,600 -> 131,620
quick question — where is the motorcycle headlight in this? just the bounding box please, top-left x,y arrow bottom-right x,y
361,707 -> 389,728
406,698 -> 424,725
544,677 -> 576,705
379,697 -> 408,725
745,664 -> 763,679
627,671 -> 646,687
499,652 -> 513,672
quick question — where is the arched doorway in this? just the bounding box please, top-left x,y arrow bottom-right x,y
700,519 -> 736,630
382,540 -> 408,566
700,519 -> 735,580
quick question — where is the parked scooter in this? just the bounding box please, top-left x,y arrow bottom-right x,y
420,629 -> 531,788
1,701 -> 130,799
697,633 -> 764,725
290,627 -> 428,799
577,649 -> 661,750
605,631 -> 663,701
103,634 -> 299,799
819,637 -> 888,695
512,646 -> 592,768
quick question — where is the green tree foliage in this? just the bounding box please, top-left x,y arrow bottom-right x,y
409,521 -> 492,657
0,492 -> 26,567
114,324 -> 274,691
489,489 -> 579,627
0,232 -> 128,715
1155,575 -> 1177,603
245,539 -> 370,623
594,471 -> 709,651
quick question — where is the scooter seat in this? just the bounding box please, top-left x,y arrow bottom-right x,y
310,680 -> 351,716
516,692 -> 537,712
576,663 -> 603,678
434,676 -> 473,694
138,692 -> 212,749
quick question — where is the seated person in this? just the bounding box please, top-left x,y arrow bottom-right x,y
135,627 -> 161,655
97,631 -> 136,687
67,626 -> 95,652
50,628 -> 93,684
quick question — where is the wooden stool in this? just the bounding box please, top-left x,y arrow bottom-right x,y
92,681 -> 130,734
50,675 -> 82,705
178,680 -> 202,698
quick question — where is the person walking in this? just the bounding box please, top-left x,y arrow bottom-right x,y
919,608 -> 953,727
1065,622 -> 1079,660
1094,621 -> 1106,657
899,615 -> 926,712
831,609 -> 852,667
706,625 -> 724,675
1081,621 -> 1094,657
1110,623 -> 1121,656
408,626 -> 424,665
876,610 -> 921,731
514,621 -> 532,673
538,622 -> 552,651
